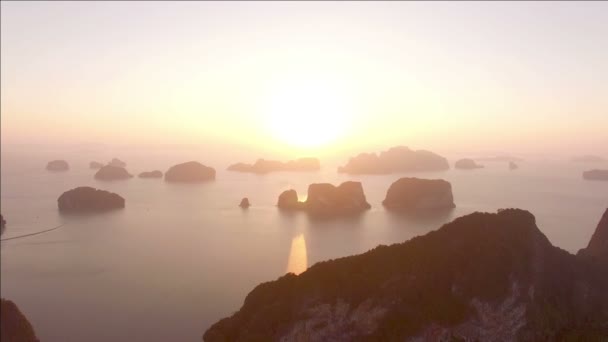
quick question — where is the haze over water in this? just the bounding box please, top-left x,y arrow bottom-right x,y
1,147 -> 606,341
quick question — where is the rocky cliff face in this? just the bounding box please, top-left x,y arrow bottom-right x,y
204,209 -> 608,341
338,146 -> 449,174
1,299 -> 39,342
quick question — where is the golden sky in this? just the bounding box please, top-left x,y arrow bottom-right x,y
1,1 -> 607,158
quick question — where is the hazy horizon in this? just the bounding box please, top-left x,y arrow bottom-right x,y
2,1 -> 607,158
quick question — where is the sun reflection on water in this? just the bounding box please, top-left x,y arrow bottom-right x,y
286,233 -> 308,275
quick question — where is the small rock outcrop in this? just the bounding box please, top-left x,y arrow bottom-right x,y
89,161 -> 104,169
509,161 -> 518,170
239,198 -> 250,209
228,158 -> 320,174
94,165 -> 133,180
383,177 -> 455,211
138,170 -> 163,178
1,214 -> 5,234
108,158 -> 127,167
454,158 -> 484,169
583,169 -> 608,181
46,160 -> 69,171
1,299 -> 39,342
164,161 -> 215,182
277,182 -> 370,216
338,146 -> 449,174
277,190 -> 302,210
58,187 -> 125,212
204,209 -> 608,341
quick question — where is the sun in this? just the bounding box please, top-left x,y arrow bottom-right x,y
263,78 -> 351,148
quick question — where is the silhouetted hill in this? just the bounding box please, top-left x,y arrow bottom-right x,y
338,146 -> 449,174
94,165 -> 133,181
228,158 -> 320,174
454,158 -> 484,170
46,160 -> 69,171
1,299 -> 39,342
58,187 -> 125,212
204,209 -> 608,341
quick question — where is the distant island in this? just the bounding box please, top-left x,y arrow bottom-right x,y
572,155 -> 606,163
165,161 -> 215,182
383,177 -> 455,211
583,169 -> 608,181
454,158 -> 484,170
228,158 -> 320,174
58,187 -> 125,212
108,158 -> 127,167
338,146 -> 449,174
204,208 -> 608,341
277,181 -> 370,216
474,155 -> 524,162
94,165 -> 133,181
46,160 -> 69,171
138,170 -> 163,178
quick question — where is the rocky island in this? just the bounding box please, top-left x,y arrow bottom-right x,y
46,160 -> 69,171
454,158 -> 484,169
204,208 -> 608,341
58,187 -> 125,212
239,198 -> 250,209
94,165 -> 133,180
338,146 -> 449,174
164,161 -> 216,182
383,177 -> 455,211
1,299 -> 39,342
509,161 -> 519,170
138,170 -> 163,178
277,182 -> 370,216
583,169 -> 608,181
228,158 -> 320,174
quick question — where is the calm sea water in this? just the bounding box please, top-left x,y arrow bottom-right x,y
1,147 -> 607,341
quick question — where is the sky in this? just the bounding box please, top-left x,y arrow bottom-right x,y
1,1 -> 607,159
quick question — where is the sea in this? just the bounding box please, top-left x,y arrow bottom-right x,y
1,146 -> 607,341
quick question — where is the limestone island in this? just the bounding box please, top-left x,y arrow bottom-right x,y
277,181 -> 371,216
94,165 -> 133,181
583,169 -> 608,181
383,177 -> 455,211
454,158 -> 484,169
204,208 -> 608,341
89,161 -> 104,169
58,186 -> 125,212
338,146 -> 449,174
138,170 -> 163,178
239,198 -> 250,209
509,161 -> 519,170
164,161 -> 216,182
228,158 -> 320,174
46,160 -> 69,171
